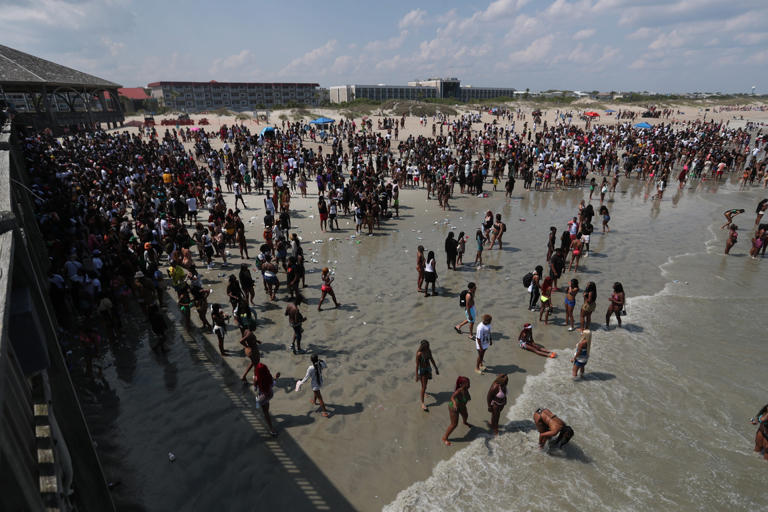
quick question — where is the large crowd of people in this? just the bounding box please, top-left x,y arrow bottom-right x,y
16,104 -> 766,449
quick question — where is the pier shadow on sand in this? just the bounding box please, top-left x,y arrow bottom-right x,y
76,301 -> 357,512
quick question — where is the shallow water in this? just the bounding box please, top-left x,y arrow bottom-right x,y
385,178 -> 768,511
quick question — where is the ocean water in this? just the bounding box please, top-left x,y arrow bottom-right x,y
385,180 -> 768,511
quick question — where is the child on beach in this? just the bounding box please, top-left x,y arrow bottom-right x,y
296,354 -> 329,417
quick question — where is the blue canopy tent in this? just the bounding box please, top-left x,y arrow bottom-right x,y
260,126 -> 275,137
605,109 -> 616,113
310,117 -> 335,125
635,122 -> 652,129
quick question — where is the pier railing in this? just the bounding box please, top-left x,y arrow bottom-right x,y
0,119 -> 115,511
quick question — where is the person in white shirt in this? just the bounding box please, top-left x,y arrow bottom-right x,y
475,314 -> 493,374
296,355 -> 329,417
233,181 -> 246,209
186,196 -> 197,223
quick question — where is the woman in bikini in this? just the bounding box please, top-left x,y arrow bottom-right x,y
416,245 -> 426,292
721,208 -> 745,230
424,250 -> 438,296
489,214 -> 505,250
442,376 -> 471,446
571,330 -> 591,378
539,276 -> 553,324
568,237 -> 583,272
579,281 -> 597,332
564,278 -> 579,331
518,323 -> 555,358
317,267 -> 340,310
606,281 -> 625,329
415,340 -> 439,411
482,211 -> 494,244
487,374 -> 509,436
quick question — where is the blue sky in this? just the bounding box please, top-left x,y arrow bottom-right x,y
1,0 -> 767,93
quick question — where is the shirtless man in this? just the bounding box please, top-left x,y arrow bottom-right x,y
285,297 -> 305,355
454,282 -> 477,339
239,328 -> 262,382
533,408 -> 574,449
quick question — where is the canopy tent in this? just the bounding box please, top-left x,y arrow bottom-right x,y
309,117 -> 335,125
605,109 -> 616,113
635,122 -> 652,129
584,111 -> 600,117
260,126 -> 275,136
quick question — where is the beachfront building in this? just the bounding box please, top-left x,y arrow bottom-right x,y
147,81 -> 321,111
0,44 -> 123,134
329,77 -> 516,103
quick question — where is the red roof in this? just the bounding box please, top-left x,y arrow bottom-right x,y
118,87 -> 150,100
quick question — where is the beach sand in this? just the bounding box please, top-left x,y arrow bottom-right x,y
84,103 -> 768,511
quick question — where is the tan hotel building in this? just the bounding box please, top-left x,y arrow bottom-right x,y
147,81 -> 321,111
329,77 -> 515,103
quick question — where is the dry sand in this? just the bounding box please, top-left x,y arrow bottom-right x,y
102,102 -> 766,511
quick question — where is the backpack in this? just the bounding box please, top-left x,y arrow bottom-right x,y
459,289 -> 469,308
523,272 -> 533,288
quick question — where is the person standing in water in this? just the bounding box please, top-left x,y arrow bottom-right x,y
725,225 -> 739,255
571,330 -> 591,378
254,362 -> 280,436
564,278 -> 579,331
606,282 -> 625,329
486,374 -> 508,436
415,340 -> 439,411
533,408 -> 574,449
456,231 -> 466,266
751,404 -> 768,460
297,354 -> 329,417
579,281 -> 597,332
442,376 -> 471,446
474,229 -> 485,267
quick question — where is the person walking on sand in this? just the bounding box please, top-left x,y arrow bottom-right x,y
487,374 -> 509,436
318,267 -> 340,310
571,330 -> 591,378
285,297 -> 305,354
254,362 -> 280,436
442,376 -> 471,446
424,250 -> 438,296
519,323 -> 556,358
599,205 -> 610,233
455,282 -> 477,338
416,340 -> 440,411
416,245 -> 426,293
239,328 -> 262,381
475,314 -> 493,374
297,354 -> 329,417
606,282 -> 625,329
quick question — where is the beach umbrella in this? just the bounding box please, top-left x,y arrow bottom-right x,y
310,117 -> 335,125
605,109 -> 616,113
190,126 -> 200,131
585,111 -> 600,117
260,126 -> 275,136
635,122 -> 652,129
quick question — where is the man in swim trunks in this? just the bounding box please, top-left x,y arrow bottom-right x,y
285,297 -> 305,354
533,408 -> 573,449
455,282 -> 477,339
